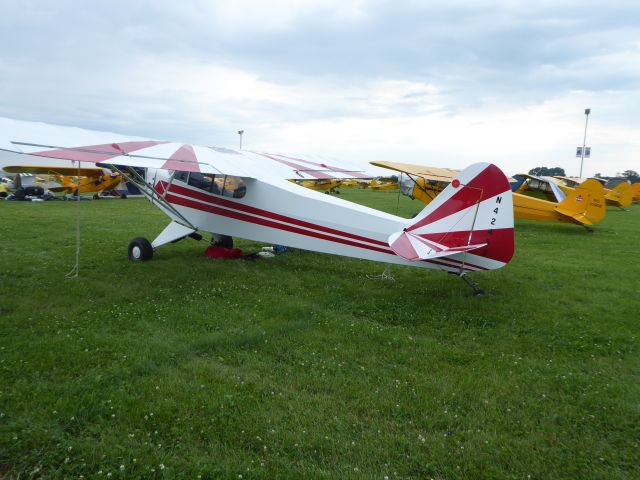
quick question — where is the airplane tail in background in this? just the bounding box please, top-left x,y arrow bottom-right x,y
606,182 -> 632,208
388,163 -> 514,271
555,179 -> 606,225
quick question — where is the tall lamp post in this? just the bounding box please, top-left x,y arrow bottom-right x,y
238,130 -> 244,150
579,108 -> 590,178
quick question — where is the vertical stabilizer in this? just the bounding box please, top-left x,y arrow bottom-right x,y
555,179 -> 606,225
388,163 -> 514,270
606,182 -> 632,208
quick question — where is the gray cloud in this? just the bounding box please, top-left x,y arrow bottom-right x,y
0,0 -> 638,175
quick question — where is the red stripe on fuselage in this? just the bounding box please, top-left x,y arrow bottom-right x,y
164,182 -> 389,248
161,182 -> 490,272
165,193 -> 393,255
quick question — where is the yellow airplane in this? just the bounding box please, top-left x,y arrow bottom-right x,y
368,177 -> 398,190
291,178 -> 343,193
632,182 -> 640,202
554,176 -> 632,208
512,174 -> 606,226
371,161 -> 606,229
3,165 -> 123,197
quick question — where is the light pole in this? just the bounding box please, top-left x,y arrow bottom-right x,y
579,108 -> 590,178
238,130 -> 244,150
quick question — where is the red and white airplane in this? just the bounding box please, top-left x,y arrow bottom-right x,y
0,117 -> 514,292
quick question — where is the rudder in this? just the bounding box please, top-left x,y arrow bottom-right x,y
555,179 -> 606,225
388,163 -> 514,270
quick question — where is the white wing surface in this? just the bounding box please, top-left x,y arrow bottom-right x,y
0,117 -> 372,181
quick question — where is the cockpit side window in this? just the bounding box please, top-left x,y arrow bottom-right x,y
173,171 -> 246,198
220,176 -> 247,198
173,171 -> 189,183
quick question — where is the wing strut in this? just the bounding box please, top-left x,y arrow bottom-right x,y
109,165 -> 196,230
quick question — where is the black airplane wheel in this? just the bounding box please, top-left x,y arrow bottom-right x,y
128,237 -> 153,261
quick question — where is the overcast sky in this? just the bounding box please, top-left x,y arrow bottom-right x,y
1,0 -> 639,176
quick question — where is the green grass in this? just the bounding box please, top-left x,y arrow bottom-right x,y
0,191 -> 638,479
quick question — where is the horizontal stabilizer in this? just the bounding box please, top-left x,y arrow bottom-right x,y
389,230 -> 486,260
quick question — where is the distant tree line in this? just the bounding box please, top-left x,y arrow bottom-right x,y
594,170 -> 639,183
528,166 -> 566,176
529,168 -> 639,183
620,170 -> 639,183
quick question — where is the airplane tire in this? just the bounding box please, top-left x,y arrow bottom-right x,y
128,237 -> 153,261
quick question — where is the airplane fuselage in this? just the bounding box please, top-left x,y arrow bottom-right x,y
148,169 -> 499,274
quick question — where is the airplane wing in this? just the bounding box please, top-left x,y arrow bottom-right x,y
542,177 -> 566,202
513,173 -> 565,202
0,117 -> 372,181
514,173 -> 546,182
250,151 -> 372,180
374,160 -> 518,184
371,160 -> 460,182
2,165 -> 106,177
553,176 -> 589,187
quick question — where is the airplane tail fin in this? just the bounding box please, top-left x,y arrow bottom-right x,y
606,182 -> 632,208
388,163 -> 514,272
555,179 -> 606,225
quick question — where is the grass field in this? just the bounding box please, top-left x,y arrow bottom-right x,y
1,190 -> 638,479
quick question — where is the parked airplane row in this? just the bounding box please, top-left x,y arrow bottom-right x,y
371,161 -> 638,232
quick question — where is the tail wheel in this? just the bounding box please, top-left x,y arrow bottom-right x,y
128,237 -> 153,261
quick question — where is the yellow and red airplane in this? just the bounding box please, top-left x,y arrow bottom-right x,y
553,176 -> 632,208
371,161 -> 606,229
3,165 -> 123,197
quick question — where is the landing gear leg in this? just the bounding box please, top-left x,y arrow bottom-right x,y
582,224 -> 594,233
460,273 -> 485,296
